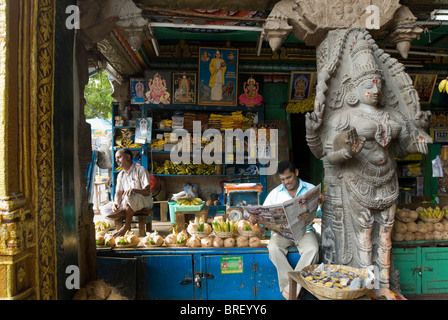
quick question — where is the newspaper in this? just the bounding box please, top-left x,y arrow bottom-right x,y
242,184 -> 321,244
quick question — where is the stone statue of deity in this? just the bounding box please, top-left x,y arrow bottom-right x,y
304,28 -> 432,295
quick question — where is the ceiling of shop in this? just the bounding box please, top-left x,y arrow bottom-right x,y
96,0 -> 448,79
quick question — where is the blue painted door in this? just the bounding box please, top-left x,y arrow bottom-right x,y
254,251 -> 301,299
199,252 -> 301,300
139,254 -> 194,300
200,254 -> 257,300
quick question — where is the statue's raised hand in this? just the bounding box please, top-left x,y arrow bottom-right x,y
414,110 -> 431,130
305,108 -> 323,132
409,130 -> 432,155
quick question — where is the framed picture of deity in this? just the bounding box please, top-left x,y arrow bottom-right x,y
289,72 -> 314,102
414,74 -> 437,104
198,47 -> 239,106
172,72 -> 197,104
144,70 -> 171,105
238,74 -> 264,107
130,78 -> 146,104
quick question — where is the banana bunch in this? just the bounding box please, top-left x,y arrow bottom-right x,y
438,77 -> 448,93
177,197 -> 203,206
151,139 -> 166,150
212,219 -> 237,233
153,161 -> 216,175
286,95 -> 315,114
419,206 -> 446,219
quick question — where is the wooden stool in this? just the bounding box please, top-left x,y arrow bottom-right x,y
115,208 -> 153,237
153,200 -> 168,222
174,207 -> 209,231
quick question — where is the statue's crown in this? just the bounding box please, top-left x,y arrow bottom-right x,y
350,37 -> 382,83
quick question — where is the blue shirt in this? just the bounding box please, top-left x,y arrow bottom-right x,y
263,179 -> 322,231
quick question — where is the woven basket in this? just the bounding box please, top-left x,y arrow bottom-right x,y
419,217 -> 443,223
188,231 -> 211,238
299,264 -> 369,300
214,231 -> 235,238
237,230 -> 259,237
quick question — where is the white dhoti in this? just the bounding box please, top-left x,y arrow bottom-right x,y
120,193 -> 153,212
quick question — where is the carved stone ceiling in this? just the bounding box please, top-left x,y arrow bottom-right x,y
88,0 -> 448,79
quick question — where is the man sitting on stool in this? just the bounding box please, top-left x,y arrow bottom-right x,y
108,148 -> 153,237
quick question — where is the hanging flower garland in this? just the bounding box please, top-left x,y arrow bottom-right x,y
286,95 -> 316,114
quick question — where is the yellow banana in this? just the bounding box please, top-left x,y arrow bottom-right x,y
439,78 -> 448,93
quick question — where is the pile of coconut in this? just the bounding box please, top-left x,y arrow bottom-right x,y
73,279 -> 128,300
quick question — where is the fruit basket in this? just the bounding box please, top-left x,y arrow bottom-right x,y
188,230 -> 211,238
238,230 -> 260,237
214,231 -> 235,238
174,201 -> 205,212
298,264 -> 370,300
419,217 -> 443,223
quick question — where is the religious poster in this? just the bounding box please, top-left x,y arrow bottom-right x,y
130,78 -> 146,104
134,117 -> 153,144
198,47 -> 239,106
238,74 -> 263,107
414,74 -> 437,104
289,72 -> 314,102
172,72 -> 197,104
144,70 -> 171,105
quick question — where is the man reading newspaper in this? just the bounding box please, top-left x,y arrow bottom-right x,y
247,160 -> 324,299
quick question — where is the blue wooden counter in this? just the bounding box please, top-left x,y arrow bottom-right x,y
97,246 -> 300,300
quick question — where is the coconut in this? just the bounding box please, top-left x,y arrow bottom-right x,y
127,235 -> 140,246
406,221 -> 418,233
417,221 -> 427,234
186,235 -> 201,247
187,222 -> 199,234
236,236 -> 249,247
251,223 -> 262,232
394,220 -> 407,234
203,223 -> 212,234
104,235 -> 115,247
224,237 -> 235,248
237,220 -> 250,231
177,230 -> 189,243
164,233 -> 177,245
425,222 -> 434,233
96,235 -> 105,246
434,230 -> 443,240
414,232 -> 425,241
392,232 -> 404,242
404,232 -> 415,242
201,236 -> 213,247
434,222 -> 445,232
152,234 -> 164,246
425,232 -> 434,241
73,288 -> 88,300
249,236 -> 261,247
213,236 -> 223,248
